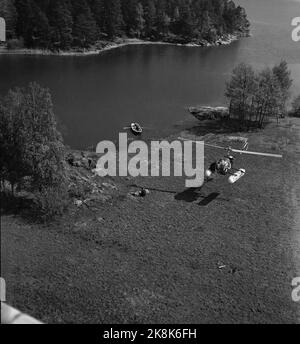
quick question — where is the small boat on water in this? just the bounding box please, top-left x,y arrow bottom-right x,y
130,122 -> 143,136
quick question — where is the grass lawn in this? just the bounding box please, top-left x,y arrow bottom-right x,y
1,118 -> 300,324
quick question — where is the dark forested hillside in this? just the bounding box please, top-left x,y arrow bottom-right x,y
0,0 -> 250,50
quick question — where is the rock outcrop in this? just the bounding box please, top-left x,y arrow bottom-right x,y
188,106 -> 229,121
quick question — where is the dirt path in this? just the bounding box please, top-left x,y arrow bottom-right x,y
1,119 -> 300,324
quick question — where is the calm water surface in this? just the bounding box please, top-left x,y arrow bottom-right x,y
0,0 -> 299,148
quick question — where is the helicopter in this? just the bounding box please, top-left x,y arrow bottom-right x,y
178,137 -> 283,184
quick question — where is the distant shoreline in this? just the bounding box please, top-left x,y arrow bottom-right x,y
0,34 -> 246,56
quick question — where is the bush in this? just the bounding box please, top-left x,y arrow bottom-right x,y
7,38 -> 24,50
291,95 -> 300,117
68,181 -> 91,199
30,187 -> 69,222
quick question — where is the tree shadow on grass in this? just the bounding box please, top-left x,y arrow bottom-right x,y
0,191 -> 33,216
0,190 -> 66,224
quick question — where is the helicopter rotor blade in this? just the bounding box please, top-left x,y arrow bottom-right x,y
204,143 -> 229,150
178,137 -> 225,150
230,149 -> 283,158
178,137 -> 283,158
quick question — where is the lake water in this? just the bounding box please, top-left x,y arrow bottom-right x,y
0,0 -> 299,148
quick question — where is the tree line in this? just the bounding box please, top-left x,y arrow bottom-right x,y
225,61 -> 294,128
0,0 -> 250,50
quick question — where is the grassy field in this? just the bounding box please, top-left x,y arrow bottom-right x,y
1,118 -> 300,324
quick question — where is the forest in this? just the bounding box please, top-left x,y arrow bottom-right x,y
0,0 -> 250,50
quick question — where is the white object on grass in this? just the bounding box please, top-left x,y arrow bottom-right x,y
228,169 -> 246,184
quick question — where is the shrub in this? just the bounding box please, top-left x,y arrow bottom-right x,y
291,95 -> 300,117
7,38 -> 24,50
68,182 -> 90,199
30,186 -> 69,223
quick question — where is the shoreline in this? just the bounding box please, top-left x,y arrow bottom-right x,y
0,34 -> 246,56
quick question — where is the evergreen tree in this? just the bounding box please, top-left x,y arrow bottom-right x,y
121,0 -> 137,36
135,2 -> 145,37
174,1 -> 194,38
103,0 -> 123,38
142,0 -> 156,38
48,0 -> 73,49
88,0 -> 105,34
15,0 -> 51,48
156,0 -> 170,37
72,0 -> 98,47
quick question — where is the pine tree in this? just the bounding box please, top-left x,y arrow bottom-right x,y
175,1 -> 194,38
103,0 -> 123,38
156,0 -> 170,38
121,0 -> 137,36
135,2 -> 145,37
88,0 -> 105,34
142,0 -> 156,38
15,0 -> 51,48
48,0 -> 73,49
72,0 -> 98,47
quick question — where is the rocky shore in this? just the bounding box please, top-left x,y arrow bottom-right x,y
188,106 -> 230,121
